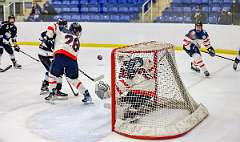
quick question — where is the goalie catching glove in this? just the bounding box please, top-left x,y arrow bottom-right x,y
95,81 -> 111,100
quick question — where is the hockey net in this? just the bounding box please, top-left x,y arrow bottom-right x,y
111,41 -> 208,139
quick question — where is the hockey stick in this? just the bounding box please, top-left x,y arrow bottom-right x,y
66,78 -> 79,96
78,68 -> 104,82
202,51 -> 235,61
19,50 -> 40,62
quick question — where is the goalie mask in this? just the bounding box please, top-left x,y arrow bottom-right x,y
95,81 -> 110,100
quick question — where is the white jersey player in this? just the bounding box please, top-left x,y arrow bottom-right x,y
183,21 -> 215,77
45,22 -> 92,104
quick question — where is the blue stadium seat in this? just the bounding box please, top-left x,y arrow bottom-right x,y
118,6 -> 129,13
110,14 -> 120,21
71,1 -> 79,4
108,0 -> 118,4
183,7 -> 191,12
88,6 -> 100,12
211,6 -> 221,12
223,0 -> 232,3
81,15 -> 90,21
80,7 -> 89,12
202,6 -> 209,12
52,1 -> 62,5
102,6 -> 108,12
62,15 -> 72,21
182,0 -> 192,4
54,7 -> 62,13
99,0 -> 108,3
62,7 -> 71,12
90,15 -> 101,21
183,16 -> 192,23
100,14 -> 110,21
108,6 -> 118,13
62,1 -> 70,5
79,0 -> 89,4
172,7 -> 182,12
212,0 -> 223,4
201,0 -> 209,4
127,0 -> 138,4
71,7 -> 79,13
209,16 -> 218,24
119,15 -> 130,22
172,0 -> 182,3
53,15 -> 62,21
89,0 -> 98,4
129,6 -> 140,12
118,0 -> 128,4
71,15 -> 81,21
191,0 -> 202,4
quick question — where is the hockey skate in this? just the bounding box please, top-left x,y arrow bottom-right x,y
233,58 -> 239,70
40,80 -> 49,95
45,92 -> 56,104
13,62 -> 22,69
191,62 -> 200,73
204,70 -> 210,77
55,90 -> 68,100
82,90 -> 93,104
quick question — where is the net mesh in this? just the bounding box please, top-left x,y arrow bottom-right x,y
112,41 -> 208,139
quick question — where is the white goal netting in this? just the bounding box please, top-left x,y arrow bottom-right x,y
111,41 -> 208,139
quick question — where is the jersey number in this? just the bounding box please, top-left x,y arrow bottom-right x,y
65,35 -> 80,52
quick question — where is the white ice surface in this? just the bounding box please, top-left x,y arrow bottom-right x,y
0,46 -> 240,142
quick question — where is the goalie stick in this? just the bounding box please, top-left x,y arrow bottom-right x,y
79,68 -> 104,82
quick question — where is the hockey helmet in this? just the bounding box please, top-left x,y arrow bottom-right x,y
57,18 -> 68,28
195,21 -> 203,32
195,21 -> 203,27
8,15 -> 15,25
69,22 -> 82,35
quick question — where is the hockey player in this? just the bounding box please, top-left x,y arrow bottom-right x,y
38,19 -> 68,99
233,49 -> 240,70
183,21 -> 215,77
45,22 -> 92,104
0,15 -> 21,69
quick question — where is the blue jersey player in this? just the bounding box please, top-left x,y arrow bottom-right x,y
0,15 -> 21,69
233,49 -> 240,70
183,21 -> 215,77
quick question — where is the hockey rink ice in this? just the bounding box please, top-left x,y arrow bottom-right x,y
0,46 -> 240,142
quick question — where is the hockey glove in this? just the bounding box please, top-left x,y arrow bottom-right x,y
184,44 -> 200,57
13,45 -> 20,52
207,46 -> 215,57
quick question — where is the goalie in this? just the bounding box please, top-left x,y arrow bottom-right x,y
116,55 -> 156,122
